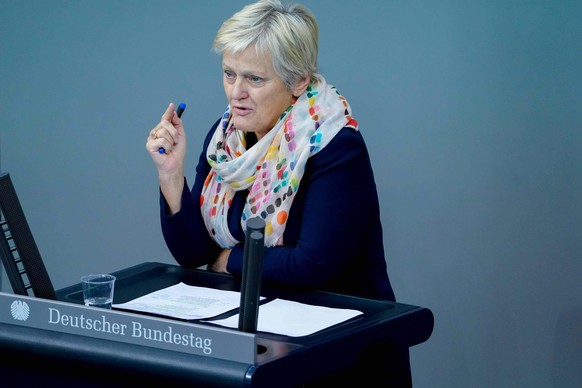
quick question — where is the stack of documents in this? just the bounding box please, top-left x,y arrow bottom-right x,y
113,282 -> 362,337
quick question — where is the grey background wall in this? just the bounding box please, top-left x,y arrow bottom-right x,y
1,0 -> 580,387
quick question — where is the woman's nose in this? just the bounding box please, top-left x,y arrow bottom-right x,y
231,78 -> 248,100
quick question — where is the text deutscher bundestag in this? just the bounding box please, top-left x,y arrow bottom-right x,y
48,307 -> 213,354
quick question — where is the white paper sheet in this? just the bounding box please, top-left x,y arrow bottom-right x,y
112,282 -> 246,320
206,298 -> 363,337
113,282 -> 363,336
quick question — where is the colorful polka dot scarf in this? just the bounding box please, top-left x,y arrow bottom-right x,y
200,75 -> 358,248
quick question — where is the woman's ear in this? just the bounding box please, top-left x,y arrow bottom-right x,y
292,74 -> 311,97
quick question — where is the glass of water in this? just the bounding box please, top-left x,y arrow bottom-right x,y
80,274 -> 116,309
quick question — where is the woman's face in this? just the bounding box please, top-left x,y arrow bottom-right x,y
222,47 -> 299,140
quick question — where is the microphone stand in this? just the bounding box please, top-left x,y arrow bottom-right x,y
238,217 -> 265,333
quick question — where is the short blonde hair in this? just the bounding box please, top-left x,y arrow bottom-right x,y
212,0 -> 318,90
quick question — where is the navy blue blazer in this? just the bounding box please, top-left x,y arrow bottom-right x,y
160,119 -> 396,301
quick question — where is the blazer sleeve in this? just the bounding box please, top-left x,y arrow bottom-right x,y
160,119 -> 221,269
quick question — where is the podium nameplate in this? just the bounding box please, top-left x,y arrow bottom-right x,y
0,292 -> 256,363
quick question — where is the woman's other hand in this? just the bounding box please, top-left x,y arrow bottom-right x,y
209,249 -> 231,274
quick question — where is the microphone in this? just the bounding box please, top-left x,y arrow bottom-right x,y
238,217 -> 265,333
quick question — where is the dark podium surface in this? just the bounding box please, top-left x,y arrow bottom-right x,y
0,262 -> 433,387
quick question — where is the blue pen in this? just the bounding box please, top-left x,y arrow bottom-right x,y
159,102 -> 186,154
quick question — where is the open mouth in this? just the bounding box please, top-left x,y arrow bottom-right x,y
234,106 -> 251,115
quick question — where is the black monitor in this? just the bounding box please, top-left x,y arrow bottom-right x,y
0,172 -> 56,299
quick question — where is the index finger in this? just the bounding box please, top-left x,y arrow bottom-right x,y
161,102 -> 176,122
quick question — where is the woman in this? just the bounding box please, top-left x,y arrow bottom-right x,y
146,0 -> 411,385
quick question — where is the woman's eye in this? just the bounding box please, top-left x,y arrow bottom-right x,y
250,76 -> 263,84
224,70 -> 234,79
